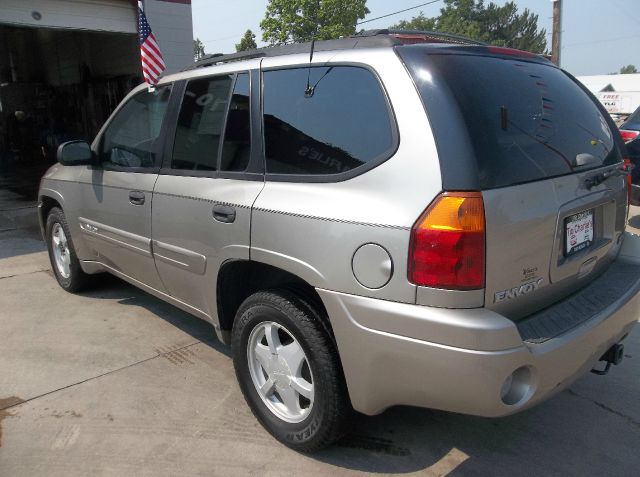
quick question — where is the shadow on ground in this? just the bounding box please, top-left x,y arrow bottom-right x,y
70,274 -> 639,476
79,274 -> 227,356
314,386 -> 638,475
0,227 -> 44,259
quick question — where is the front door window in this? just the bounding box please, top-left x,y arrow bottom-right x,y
99,86 -> 172,169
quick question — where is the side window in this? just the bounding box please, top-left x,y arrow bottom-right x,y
171,75 -> 233,171
262,66 -> 395,176
100,86 -> 171,169
220,73 -> 251,172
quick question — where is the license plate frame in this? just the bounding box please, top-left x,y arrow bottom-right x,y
565,209 -> 594,256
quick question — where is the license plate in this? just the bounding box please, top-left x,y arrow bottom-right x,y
565,210 -> 594,255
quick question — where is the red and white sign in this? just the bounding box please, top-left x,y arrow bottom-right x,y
566,210 -> 594,255
597,92 -> 634,115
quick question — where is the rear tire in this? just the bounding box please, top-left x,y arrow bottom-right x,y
232,290 -> 351,452
45,207 -> 91,292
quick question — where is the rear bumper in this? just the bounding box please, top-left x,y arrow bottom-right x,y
318,234 -> 640,417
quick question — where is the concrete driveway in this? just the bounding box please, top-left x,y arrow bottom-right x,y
1,210 -> 639,476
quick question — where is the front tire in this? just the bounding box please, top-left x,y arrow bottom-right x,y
232,290 -> 350,452
46,207 -> 90,292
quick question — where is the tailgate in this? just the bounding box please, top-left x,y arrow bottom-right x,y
483,171 -> 627,319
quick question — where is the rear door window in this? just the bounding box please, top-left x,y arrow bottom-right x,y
262,66 -> 396,177
411,53 -> 621,189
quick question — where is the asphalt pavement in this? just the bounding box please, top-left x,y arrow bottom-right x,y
0,207 -> 639,476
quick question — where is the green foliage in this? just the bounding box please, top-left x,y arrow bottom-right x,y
261,0 -> 369,45
620,65 -> 638,74
392,12 -> 436,31
236,29 -> 258,52
193,38 -> 206,61
391,0 -> 547,54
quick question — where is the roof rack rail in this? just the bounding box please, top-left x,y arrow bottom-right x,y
184,50 -> 267,70
182,29 -> 485,71
358,28 -> 486,46
182,34 -> 400,71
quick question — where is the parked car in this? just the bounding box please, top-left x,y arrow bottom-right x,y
619,106 -> 640,205
39,30 -> 640,452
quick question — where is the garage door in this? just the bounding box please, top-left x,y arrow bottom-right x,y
0,0 -> 137,34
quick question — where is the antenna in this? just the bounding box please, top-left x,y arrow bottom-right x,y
304,0 -> 320,98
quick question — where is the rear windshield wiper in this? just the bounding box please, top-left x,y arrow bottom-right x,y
585,163 -> 632,189
574,153 -> 600,168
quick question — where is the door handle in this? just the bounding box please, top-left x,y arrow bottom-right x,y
212,204 -> 236,223
129,190 -> 145,206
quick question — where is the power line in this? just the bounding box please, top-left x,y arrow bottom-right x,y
564,33 -> 640,49
357,0 -> 442,26
198,0 -> 444,46
611,0 -> 640,25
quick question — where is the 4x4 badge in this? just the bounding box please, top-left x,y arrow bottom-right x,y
494,278 -> 544,303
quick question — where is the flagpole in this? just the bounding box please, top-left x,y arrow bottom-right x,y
138,0 -> 156,93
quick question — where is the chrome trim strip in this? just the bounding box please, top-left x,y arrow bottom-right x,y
78,217 -> 152,257
153,191 -> 252,208
152,240 -> 207,275
252,207 -> 411,231
153,191 -> 409,230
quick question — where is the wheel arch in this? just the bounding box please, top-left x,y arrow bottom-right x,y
38,191 -> 64,238
216,259 -> 334,345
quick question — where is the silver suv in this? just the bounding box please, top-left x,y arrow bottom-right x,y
39,31 -> 640,451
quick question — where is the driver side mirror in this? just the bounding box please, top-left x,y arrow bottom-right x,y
57,141 -> 95,166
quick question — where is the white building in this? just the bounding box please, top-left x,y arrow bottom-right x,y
577,73 -> 640,116
0,0 -> 193,167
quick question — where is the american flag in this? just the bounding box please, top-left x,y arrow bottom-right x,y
138,1 -> 165,84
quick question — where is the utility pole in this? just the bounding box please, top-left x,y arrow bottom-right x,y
551,0 -> 563,66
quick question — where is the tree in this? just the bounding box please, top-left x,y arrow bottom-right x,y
392,12 -> 436,31
261,0 -> 369,45
193,38 -> 206,61
620,64 -> 638,74
391,0 -> 547,54
236,29 -> 258,52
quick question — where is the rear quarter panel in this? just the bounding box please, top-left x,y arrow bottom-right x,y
252,49 -> 442,303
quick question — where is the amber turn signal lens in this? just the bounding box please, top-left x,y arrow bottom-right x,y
416,194 -> 485,233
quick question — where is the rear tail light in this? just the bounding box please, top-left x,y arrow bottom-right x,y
408,192 -> 485,290
620,130 -> 639,144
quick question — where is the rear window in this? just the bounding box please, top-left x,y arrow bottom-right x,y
412,53 -> 620,189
